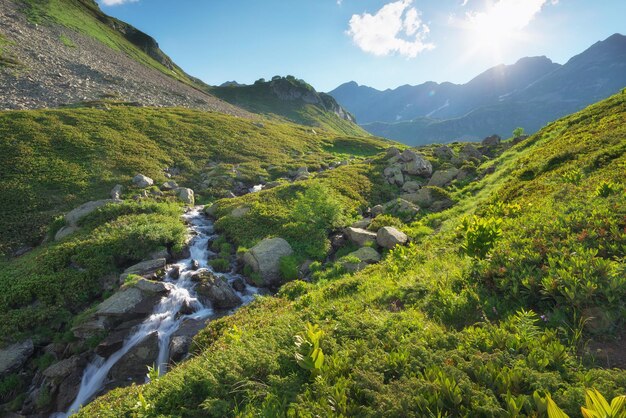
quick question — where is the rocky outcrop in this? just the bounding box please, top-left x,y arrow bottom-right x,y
382,198 -> 420,222
428,168 -> 460,188
434,145 -> 454,160
0,339 -> 34,377
132,174 -> 154,188
400,150 -> 433,177
54,225 -> 81,241
120,258 -> 167,282
402,187 -> 455,212
482,134 -> 501,147
345,227 -> 377,247
193,270 -> 242,309
41,355 -> 87,412
110,184 -> 124,199
64,199 -> 121,227
161,181 -> 178,191
376,227 -> 408,249
243,238 -> 294,286
108,331 -> 159,384
96,279 -> 171,320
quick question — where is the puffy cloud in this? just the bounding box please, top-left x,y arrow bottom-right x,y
347,0 -> 434,58
464,0 -> 554,32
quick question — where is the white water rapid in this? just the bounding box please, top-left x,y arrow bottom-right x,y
57,207 -> 257,417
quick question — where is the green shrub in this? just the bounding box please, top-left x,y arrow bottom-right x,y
277,280 -> 312,300
279,255 -> 300,282
294,323 -> 325,378
209,258 -> 230,273
368,214 -> 404,232
561,168 -> 584,185
595,181 -> 621,197
458,216 -> 502,259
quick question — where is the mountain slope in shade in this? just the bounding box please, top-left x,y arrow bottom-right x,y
331,34 -> 626,145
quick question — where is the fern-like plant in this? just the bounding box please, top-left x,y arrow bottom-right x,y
458,216 -> 503,259
294,323 -> 325,377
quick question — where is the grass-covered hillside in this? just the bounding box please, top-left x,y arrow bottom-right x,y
211,76 -> 366,136
80,92 -> 625,416
0,104 -> 390,256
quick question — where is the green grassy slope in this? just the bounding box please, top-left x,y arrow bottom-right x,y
211,77 -> 366,136
20,0 -> 200,87
80,93 -> 626,416
0,104 -> 391,256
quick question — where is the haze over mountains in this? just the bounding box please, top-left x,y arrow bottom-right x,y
329,33 -> 626,145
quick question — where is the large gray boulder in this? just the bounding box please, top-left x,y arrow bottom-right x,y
176,187 -> 195,205
243,238 -> 294,286
345,227 -> 377,247
386,147 -> 401,158
482,134 -> 501,147
341,247 -> 381,273
110,184 -> 124,200
96,279 -> 171,318
41,355 -> 87,412
54,225 -> 80,241
193,270 -> 242,309
434,145 -> 454,160
402,187 -> 455,212
402,181 -> 422,193
377,227 -> 408,249
400,150 -> 433,177
428,168 -> 460,188
65,199 -> 121,226
133,174 -> 154,188
0,339 -> 34,377
160,181 -> 178,191
120,258 -> 167,282
459,144 -> 483,161
168,319 -> 207,365
383,164 -> 404,185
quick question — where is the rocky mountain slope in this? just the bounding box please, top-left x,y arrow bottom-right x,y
330,33 -> 626,144
210,76 -> 364,136
0,0 -> 248,115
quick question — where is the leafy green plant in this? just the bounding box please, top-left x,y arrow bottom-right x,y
581,389 -> 626,418
595,181 -> 621,197
209,258 -> 230,273
561,168 -> 584,185
458,216 -> 502,259
294,323 -> 325,377
279,255 -> 299,281
146,365 -> 160,382
513,127 -> 525,138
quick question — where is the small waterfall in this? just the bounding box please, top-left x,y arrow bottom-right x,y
57,207 -> 257,417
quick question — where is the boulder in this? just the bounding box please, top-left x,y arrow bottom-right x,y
428,168 -> 460,188
434,145 -> 454,160
371,205 -> 384,217
65,199 -> 121,226
108,331 -> 159,383
386,147 -> 401,158
160,181 -> 178,191
243,238 -> 294,286
482,134 -> 501,147
120,258 -> 166,282
194,270 -> 242,309
402,187 -> 454,212
132,174 -> 154,188
400,151 -> 433,177
341,247 -> 381,273
402,181 -> 422,193
110,184 -> 124,200
376,227 -> 408,249
41,355 -> 87,412
72,316 -> 110,339
459,144 -> 482,161
383,164 -> 404,185
168,319 -> 207,365
382,199 -> 420,222
0,339 -> 34,377
54,225 -> 80,241
351,218 -> 372,229
168,265 -> 181,280
345,227 -> 377,247
231,206 -> 250,218
96,279 -> 171,319
231,277 -> 247,292
175,187 -> 195,205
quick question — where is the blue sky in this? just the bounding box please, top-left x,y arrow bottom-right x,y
98,0 -> 626,91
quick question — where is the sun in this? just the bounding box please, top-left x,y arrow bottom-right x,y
465,10 -> 516,57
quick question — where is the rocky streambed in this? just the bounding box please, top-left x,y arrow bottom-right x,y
39,207 -> 259,417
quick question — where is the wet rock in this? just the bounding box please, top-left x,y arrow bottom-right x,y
132,174 -> 153,188
191,259 -> 200,270
243,238 -> 294,286
96,279 -> 171,319
376,227 -> 408,249
168,265 -> 181,280
168,319 -> 207,365
0,339 -> 34,377
194,270 -> 242,309
231,277 -> 247,292
108,331 -> 159,384
120,258 -> 166,282
41,355 -> 87,412
345,227 -> 377,247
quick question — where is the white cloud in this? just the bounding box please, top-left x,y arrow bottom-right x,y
347,0 -> 434,58
464,0 -> 553,33
100,0 -> 138,6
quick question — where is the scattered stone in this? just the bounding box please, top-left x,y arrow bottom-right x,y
351,218 -> 372,229
168,265 -> 180,280
132,174 -> 153,188
399,150 -> 433,177
459,144 -> 483,161
376,227 -> 408,249
110,184 -> 124,199
402,181 -> 422,193
243,237 -> 294,286
160,180 -> 178,191
0,339 -> 34,377
345,227 -> 377,247
382,198 -> 420,222
386,147 -> 401,158
175,187 -> 195,205
371,205 -> 384,217
341,247 -> 381,272
194,270 -> 242,309
11,246 -> 33,257
402,187 -> 455,212
383,164 -> 404,185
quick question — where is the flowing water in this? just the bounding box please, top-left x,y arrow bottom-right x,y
57,207 -> 257,417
